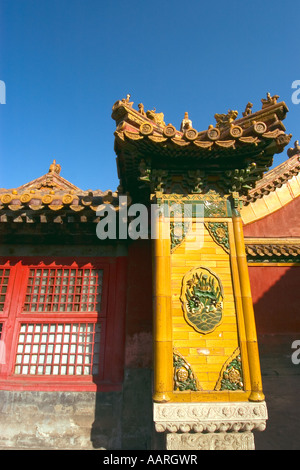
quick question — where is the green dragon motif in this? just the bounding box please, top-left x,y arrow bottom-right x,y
182,267 -> 223,334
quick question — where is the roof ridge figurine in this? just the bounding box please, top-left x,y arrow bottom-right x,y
180,112 -> 193,133
287,140 -> 300,158
214,110 -> 238,128
261,92 -> 279,108
242,102 -> 253,117
49,159 -> 61,175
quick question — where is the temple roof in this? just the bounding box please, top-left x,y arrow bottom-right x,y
112,93 -> 292,198
0,160 -> 128,244
0,159 -> 121,213
14,159 -> 82,193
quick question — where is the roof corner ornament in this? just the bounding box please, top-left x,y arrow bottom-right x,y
180,112 -> 193,133
214,110 -> 238,128
146,108 -> 166,127
49,159 -> 61,175
261,92 -> 279,109
138,103 -> 146,116
242,102 -> 253,117
121,93 -> 134,107
287,140 -> 300,158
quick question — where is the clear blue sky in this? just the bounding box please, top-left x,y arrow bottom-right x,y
0,0 -> 299,191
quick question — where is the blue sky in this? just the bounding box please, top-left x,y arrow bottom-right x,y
0,0 -> 299,191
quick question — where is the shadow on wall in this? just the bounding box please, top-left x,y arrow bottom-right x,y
90,369 -> 154,450
91,240 -> 155,450
249,265 -> 300,450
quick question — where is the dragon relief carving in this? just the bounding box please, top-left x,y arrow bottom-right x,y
181,267 -> 224,334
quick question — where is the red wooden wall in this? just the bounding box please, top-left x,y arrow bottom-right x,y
244,196 -> 300,335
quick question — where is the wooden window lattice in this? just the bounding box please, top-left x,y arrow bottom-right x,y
0,268 -> 10,312
0,259 -> 125,389
24,267 -> 103,313
14,322 -> 101,376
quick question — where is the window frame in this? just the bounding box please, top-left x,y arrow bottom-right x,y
0,256 -> 127,392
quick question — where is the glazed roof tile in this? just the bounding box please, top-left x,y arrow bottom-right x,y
245,238 -> 300,261
0,160 -> 126,223
244,148 -> 300,204
112,94 -> 292,197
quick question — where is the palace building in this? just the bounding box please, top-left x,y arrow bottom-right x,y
0,94 -> 299,450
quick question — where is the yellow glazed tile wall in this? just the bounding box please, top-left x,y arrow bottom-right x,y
171,219 -> 239,391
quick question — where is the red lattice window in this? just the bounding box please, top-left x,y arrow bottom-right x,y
24,268 -> 103,313
0,257 -> 127,391
14,322 -> 101,376
0,268 -> 10,312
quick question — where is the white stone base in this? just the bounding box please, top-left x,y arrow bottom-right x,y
166,431 -> 255,450
154,401 -> 267,450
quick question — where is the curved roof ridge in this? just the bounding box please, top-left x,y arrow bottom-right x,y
244,152 -> 300,204
241,152 -> 300,225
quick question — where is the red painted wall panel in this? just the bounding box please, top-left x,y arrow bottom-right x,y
249,266 -> 300,334
244,196 -> 300,238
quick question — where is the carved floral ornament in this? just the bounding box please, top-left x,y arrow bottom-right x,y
153,401 -> 268,434
205,222 -> 230,253
215,348 -> 244,391
173,347 -> 244,393
173,349 -> 201,392
170,220 -> 230,254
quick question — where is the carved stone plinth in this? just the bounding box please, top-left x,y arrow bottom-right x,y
154,401 -> 268,450
166,432 -> 255,450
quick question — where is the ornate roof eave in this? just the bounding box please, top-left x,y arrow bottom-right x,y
245,237 -> 300,263
0,188 -> 132,245
0,188 -> 123,216
0,159 -> 127,209
243,151 -> 300,205
112,99 -> 290,159
0,161 -> 132,242
111,94 -> 292,198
